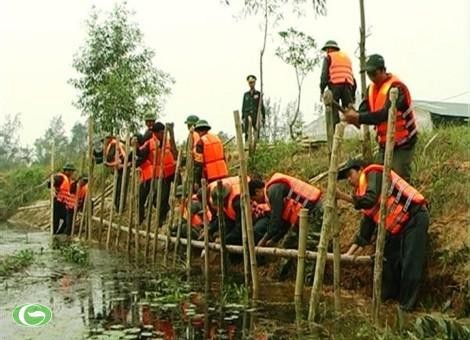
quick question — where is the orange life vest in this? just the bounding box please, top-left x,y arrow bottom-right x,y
139,136 -> 157,182
367,74 -> 418,147
357,164 -> 426,235
328,51 -> 354,86
56,173 -> 71,204
265,173 -> 321,226
155,138 -> 176,178
66,182 -> 88,210
182,194 -> 212,229
200,133 -> 228,182
105,138 -> 126,168
208,176 -> 241,221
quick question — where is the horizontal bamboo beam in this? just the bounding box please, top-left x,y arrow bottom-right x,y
92,216 -> 372,264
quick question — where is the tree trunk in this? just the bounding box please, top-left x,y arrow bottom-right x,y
372,87 -> 398,325
308,121 -> 346,322
359,0 -> 372,162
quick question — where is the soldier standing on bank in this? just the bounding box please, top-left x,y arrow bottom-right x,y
241,75 -> 265,141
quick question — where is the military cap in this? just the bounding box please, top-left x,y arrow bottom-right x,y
185,115 -> 200,125
337,159 -> 365,180
195,119 -> 211,130
144,112 -> 157,121
321,40 -> 340,51
153,122 -> 165,132
246,75 -> 257,82
63,163 -> 76,171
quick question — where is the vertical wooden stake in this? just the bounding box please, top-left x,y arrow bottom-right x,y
308,122 -> 346,322
201,179 -> 210,292
115,133 -> 130,249
332,200 -> 341,313
234,110 -> 259,300
239,178 -> 250,290
216,180 -> 228,286
294,209 -> 309,305
98,139 -> 110,246
152,125 -> 168,263
164,146 -> 183,266
185,130 -> 194,279
372,87 -> 398,324
78,192 -> 87,239
359,0 -> 372,162
144,138 -> 159,260
86,118 -> 94,242
324,90 -> 334,154
127,138 -> 137,256
49,140 -> 55,238
172,176 -> 186,268
247,116 -> 254,156
106,144 -> 119,250
70,181 -> 81,238
134,166 -> 141,259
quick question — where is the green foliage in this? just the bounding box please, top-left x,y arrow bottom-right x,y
33,115 -> 69,165
0,165 -> 48,219
143,275 -> 190,304
69,2 -> 173,134
222,282 -> 249,305
0,249 -> 35,276
0,113 -> 33,170
248,141 -> 299,177
59,243 -> 90,265
413,314 -> 470,339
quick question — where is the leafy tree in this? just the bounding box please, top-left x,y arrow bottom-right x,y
0,114 -> 33,170
69,2 -> 174,134
67,121 -> 87,158
34,115 -> 69,165
276,27 -> 320,139
260,97 -> 287,142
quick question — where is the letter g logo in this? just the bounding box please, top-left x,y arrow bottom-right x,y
12,303 -> 53,327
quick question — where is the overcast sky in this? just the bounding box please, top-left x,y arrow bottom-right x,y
1,0 -> 469,146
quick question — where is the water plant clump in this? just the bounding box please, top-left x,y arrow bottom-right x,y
0,248 -> 35,276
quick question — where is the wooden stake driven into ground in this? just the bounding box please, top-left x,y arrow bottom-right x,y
152,125 -> 168,263
71,151 -> 86,238
308,121 -> 346,322
234,110 -> 259,300
144,137 -> 159,260
247,116 -> 254,155
185,129 -> 195,277
127,138 -> 137,256
86,118 -> 94,241
294,209 -> 309,306
173,176 -> 186,268
78,191 -> 87,238
239,177 -> 250,290
164,146 -> 183,266
216,180 -> 228,284
106,141 -> 120,250
97,177 -> 108,245
372,87 -> 398,324
49,140 -> 55,238
201,179 -> 210,290
134,149 -> 141,260
115,132 -> 130,249
324,90 -> 335,153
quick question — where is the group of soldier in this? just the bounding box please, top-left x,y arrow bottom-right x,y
51,39 -> 430,312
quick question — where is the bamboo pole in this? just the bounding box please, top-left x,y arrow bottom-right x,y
164,146 -> 183,266
247,116 -> 254,155
78,192 -> 87,239
126,138 -> 137,256
233,110 -> 259,300
97,179 -> 107,245
152,125 -> 168,263
308,121 -> 346,322
115,133 -> 130,249
144,137 -> 159,260
324,90 -> 334,153
49,141 -> 55,238
134,166 -> 141,260
216,180 -> 228,285
95,216 -> 372,263
70,181 -> 81,238
332,200 -> 341,313
173,176 -> 186,268
239,177 -> 250,289
106,143 -> 119,250
185,130 -> 194,278
372,87 -> 398,325
86,118 -> 94,242
201,179 -> 210,290
359,0 -> 372,162
294,209 -> 309,305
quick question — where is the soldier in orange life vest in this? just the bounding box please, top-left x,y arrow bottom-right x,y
193,119 -> 229,187
256,173 -> 323,248
336,159 -> 429,311
208,177 -> 268,245
343,54 -> 418,181
185,114 -> 200,151
104,135 -> 127,210
65,175 -> 88,235
49,163 -> 76,234
320,40 -> 356,125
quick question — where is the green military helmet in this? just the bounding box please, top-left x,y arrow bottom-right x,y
143,111 -> 157,121
80,174 -> 89,182
195,119 -> 211,131
185,114 -> 199,126
321,40 -> 340,51
63,163 -> 76,171
365,54 -> 386,72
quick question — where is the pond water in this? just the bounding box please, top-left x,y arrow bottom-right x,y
1,223 -> 329,340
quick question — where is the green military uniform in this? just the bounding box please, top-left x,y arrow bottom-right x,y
339,161 -> 429,311
242,75 -> 265,140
